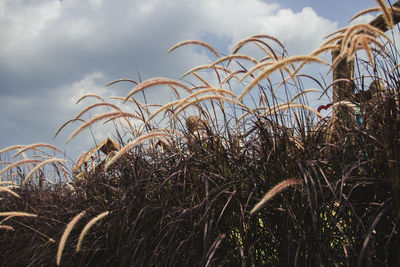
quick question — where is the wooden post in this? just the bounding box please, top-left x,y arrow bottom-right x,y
369,1 -> 400,32
332,0 -> 400,113
332,48 -> 355,105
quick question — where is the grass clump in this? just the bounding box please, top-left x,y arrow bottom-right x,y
1,1 -> 400,266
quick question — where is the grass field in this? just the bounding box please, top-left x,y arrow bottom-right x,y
1,1 -> 400,266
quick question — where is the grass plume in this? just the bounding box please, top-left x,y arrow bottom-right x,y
22,158 -> 67,186
76,211 -> 109,252
250,179 -> 303,214
167,40 -> 220,58
2,3 -> 400,265
57,211 -> 86,266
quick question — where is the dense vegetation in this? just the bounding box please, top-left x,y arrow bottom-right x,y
1,1 -> 400,266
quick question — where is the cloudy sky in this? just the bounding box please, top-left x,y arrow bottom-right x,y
0,0 -> 379,161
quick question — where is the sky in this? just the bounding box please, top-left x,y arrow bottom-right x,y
0,0 -> 382,162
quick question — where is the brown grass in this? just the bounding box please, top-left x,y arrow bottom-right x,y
72,101 -> 137,136
238,55 -> 329,101
110,97 -> 153,115
0,187 -> 20,198
76,94 -> 105,104
57,211 -> 86,266
0,159 -> 42,177
147,88 -> 237,122
376,0 -> 394,28
106,78 -> 138,86
168,94 -> 250,123
0,145 -> 25,156
210,54 -> 259,68
0,225 -> 14,231
0,212 -> 37,218
250,179 -> 303,214
65,112 -> 144,144
76,211 -> 109,252
167,40 -> 220,58
22,158 -> 67,186
13,143 -> 62,158
232,35 -> 283,59
181,64 -> 233,79
350,7 -> 381,22
321,34 -> 346,48
239,61 -> 275,82
73,102 -> 122,120
124,78 -> 192,102
191,72 -> 212,87
341,24 -> 385,55
104,131 -> 174,170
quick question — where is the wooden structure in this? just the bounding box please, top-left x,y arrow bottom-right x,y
73,138 -> 120,174
332,1 -> 400,108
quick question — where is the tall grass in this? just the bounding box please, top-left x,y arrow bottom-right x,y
0,1 -> 399,265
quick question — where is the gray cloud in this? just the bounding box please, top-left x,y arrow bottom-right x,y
0,0 -> 347,160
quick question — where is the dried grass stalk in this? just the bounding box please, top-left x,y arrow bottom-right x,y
210,54 -> 258,67
0,187 -> 20,198
191,72 -> 213,87
181,64 -> 232,79
239,102 -> 319,122
66,112 -> 143,143
146,99 -> 182,122
239,61 -> 275,82
0,159 -> 42,177
73,102 -> 122,120
289,89 -> 320,103
350,7 -> 381,22
250,179 -> 303,214
0,225 -> 14,231
263,103 -> 323,119
125,78 -> 192,102
251,34 -> 285,47
13,143 -> 62,158
76,211 -> 109,252
0,181 -> 16,185
311,44 -> 341,56
22,158 -> 67,186
105,131 -> 173,170
76,94 -> 105,104
175,87 -> 237,110
232,36 -> 280,59
220,70 -> 244,85
0,145 -> 25,156
0,212 -> 37,217
167,40 -> 220,57
239,56 -> 328,101
341,24 -> 385,56
57,211 -> 86,266
168,94 -> 250,123
321,34 -> 345,48
53,118 -> 85,139
106,78 -> 138,86
376,0 -> 394,28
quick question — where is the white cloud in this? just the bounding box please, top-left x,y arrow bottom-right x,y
1,0 -> 338,68
0,0 -> 343,159
88,0 -> 103,7
0,1 -> 61,50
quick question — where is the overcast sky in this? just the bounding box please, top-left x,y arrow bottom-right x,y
0,0 -> 379,162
